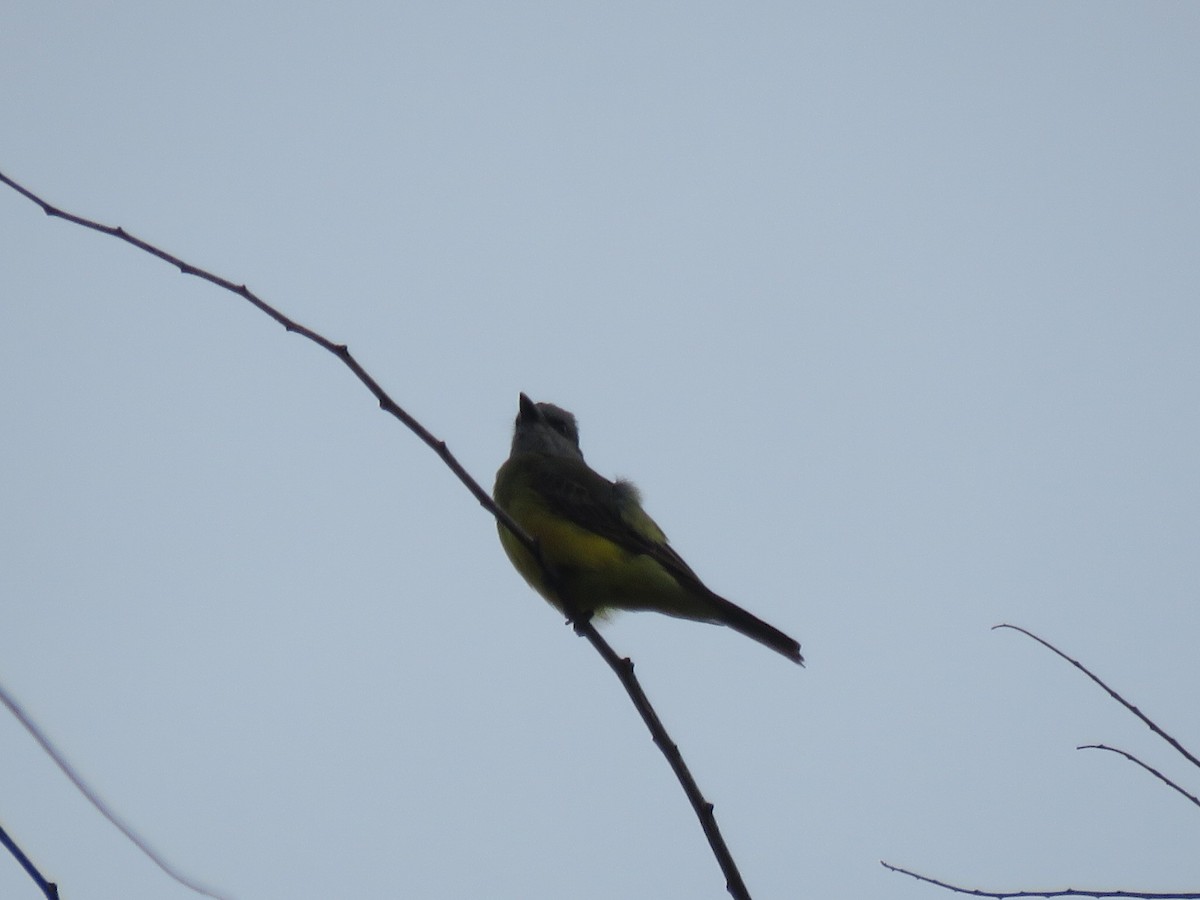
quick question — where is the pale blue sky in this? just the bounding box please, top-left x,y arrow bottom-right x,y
3,4 -> 1199,899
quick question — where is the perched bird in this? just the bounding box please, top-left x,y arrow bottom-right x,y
493,393 -> 803,664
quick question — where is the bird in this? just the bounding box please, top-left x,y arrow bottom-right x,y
493,393 -> 803,664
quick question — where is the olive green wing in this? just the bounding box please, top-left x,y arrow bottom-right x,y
522,454 -> 805,664
525,454 -> 707,589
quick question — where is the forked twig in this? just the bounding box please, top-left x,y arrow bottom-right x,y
994,624 -> 1200,772
883,626 -> 1199,898
0,169 -> 756,900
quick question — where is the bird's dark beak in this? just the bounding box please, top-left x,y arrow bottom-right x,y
518,392 -> 540,423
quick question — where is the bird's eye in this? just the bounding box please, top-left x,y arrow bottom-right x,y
550,420 -> 570,436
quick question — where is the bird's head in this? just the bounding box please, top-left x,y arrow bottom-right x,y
511,393 -> 584,460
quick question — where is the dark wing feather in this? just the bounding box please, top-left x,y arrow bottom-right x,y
528,455 -> 706,589
526,454 -> 805,664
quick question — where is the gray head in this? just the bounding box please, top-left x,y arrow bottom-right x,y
510,393 -> 585,460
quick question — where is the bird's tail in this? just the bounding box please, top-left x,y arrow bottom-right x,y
709,594 -> 804,665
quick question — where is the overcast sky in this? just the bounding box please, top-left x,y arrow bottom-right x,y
3,4 -> 1199,899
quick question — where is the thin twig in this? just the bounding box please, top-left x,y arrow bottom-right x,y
1077,744 -> 1200,810
992,625 -> 1200,772
881,861 -> 1200,899
0,169 -> 515,544
575,623 -> 752,900
1,169 -> 754,900
0,682 -> 228,899
0,821 -> 59,900
883,627 -> 1200,898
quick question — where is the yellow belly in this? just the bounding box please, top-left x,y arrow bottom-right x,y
496,490 -> 703,620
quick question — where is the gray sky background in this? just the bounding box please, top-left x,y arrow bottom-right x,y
3,4 -> 1199,899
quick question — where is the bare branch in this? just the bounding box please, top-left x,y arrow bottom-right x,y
0,169 -> 519,549
881,861 -> 1200,898
0,681 -> 229,899
1077,744 -> 1200,810
1,170 -> 756,900
0,821 -> 59,900
883,629 -> 1200,898
993,625 -> 1200,772
574,625 -> 753,900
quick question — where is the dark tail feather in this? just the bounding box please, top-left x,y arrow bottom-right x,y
710,595 -> 804,665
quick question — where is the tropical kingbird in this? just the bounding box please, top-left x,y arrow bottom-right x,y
493,394 -> 803,664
